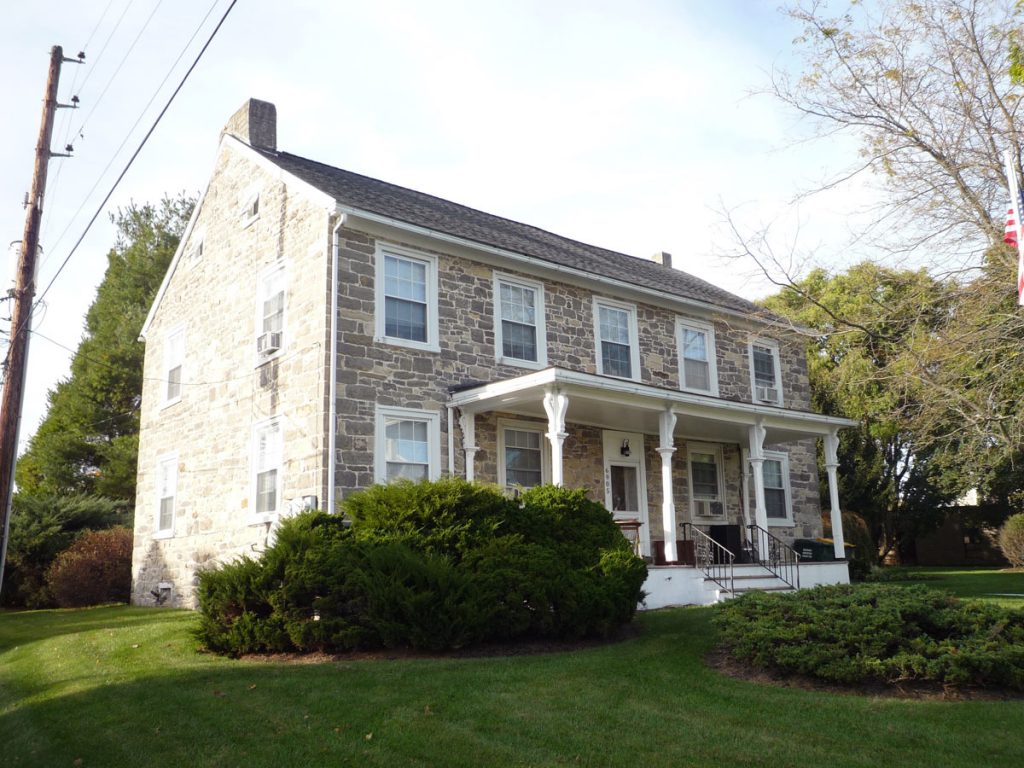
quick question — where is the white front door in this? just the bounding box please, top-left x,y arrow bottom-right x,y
602,430 -> 650,556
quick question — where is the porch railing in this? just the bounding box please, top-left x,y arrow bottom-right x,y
682,523 -> 735,598
746,524 -> 800,590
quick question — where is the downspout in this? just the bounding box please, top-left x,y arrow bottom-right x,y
447,405 -> 456,477
328,214 -> 346,514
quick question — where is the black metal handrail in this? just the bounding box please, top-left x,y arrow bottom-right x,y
682,523 -> 735,598
746,524 -> 800,590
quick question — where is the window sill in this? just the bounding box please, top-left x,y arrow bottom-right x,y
680,385 -> 718,397
159,397 -> 182,411
767,518 -> 795,527
153,529 -> 174,540
241,213 -> 260,230
597,370 -> 641,383
254,349 -> 285,368
374,336 -> 440,353
246,512 -> 278,527
496,356 -> 546,370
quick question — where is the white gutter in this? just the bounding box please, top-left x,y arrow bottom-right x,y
327,215 -> 346,514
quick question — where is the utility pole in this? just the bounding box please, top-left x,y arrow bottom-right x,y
0,46 -> 77,597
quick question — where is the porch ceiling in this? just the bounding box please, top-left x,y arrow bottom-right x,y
449,367 -> 857,446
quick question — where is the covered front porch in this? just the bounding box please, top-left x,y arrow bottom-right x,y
448,367 -> 857,604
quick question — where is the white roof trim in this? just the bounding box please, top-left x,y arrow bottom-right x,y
449,367 -> 858,434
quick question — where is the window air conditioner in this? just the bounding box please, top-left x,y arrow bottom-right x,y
694,499 -> 724,517
257,331 -> 282,356
756,385 -> 778,403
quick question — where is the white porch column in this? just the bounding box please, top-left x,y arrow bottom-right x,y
542,389 -> 569,486
824,428 -> 846,559
458,410 -> 477,482
657,407 -> 678,563
747,419 -> 768,537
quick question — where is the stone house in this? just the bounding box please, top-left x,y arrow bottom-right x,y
131,99 -> 856,609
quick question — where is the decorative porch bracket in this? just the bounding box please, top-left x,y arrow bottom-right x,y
747,418 -> 768,534
657,407 -> 678,562
542,389 -> 569,486
824,428 -> 846,558
458,410 -> 477,482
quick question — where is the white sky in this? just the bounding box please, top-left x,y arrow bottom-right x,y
0,0 -> 868,451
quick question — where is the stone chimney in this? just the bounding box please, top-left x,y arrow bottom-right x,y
651,251 -> 672,269
221,98 -> 276,150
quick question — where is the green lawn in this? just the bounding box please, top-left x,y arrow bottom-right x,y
875,566 -> 1024,607
2,576 -> 1023,767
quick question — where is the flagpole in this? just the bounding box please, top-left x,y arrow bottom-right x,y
1002,149 -> 1024,307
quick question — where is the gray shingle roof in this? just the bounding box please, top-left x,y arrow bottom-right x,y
254,146 -> 760,315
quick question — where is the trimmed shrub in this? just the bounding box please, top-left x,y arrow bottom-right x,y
45,526 -> 133,608
196,480 -> 647,655
715,583 -> 1024,690
998,513 -> 1024,567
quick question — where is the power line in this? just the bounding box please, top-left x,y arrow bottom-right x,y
39,0 -> 223,267
27,0 -> 239,322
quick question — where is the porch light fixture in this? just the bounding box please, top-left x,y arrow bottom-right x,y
620,439 -> 631,457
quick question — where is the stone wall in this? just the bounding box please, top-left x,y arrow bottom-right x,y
131,142 -> 331,607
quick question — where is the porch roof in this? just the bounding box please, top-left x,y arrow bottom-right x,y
448,367 -> 857,446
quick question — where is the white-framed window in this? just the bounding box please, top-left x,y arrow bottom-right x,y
375,406 -> 441,483
185,233 -> 204,266
497,419 -> 549,489
154,453 -> 177,538
256,264 -> 286,362
162,326 -> 185,407
375,245 -> 439,352
687,442 -> 725,518
493,273 -> 547,368
677,318 -> 718,395
593,298 -> 640,380
250,418 -> 282,523
749,338 -> 784,406
240,188 -> 260,228
762,450 -> 793,526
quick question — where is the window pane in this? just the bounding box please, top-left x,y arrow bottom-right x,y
504,429 -> 542,487
386,462 -> 428,481
384,297 -> 427,341
683,358 -> 710,391
765,488 -> 787,518
602,341 -> 632,378
610,465 -> 638,512
502,320 -> 537,361
753,346 -> 776,387
385,418 -> 430,480
500,283 -> 535,325
263,291 -> 284,334
384,255 -> 427,301
256,469 -> 277,514
763,459 -> 783,489
691,453 -> 719,498
159,496 -> 174,530
166,365 -> 182,401
682,329 -> 707,361
599,306 -> 630,344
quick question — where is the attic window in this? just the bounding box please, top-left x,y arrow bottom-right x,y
186,238 -> 204,264
240,191 -> 260,227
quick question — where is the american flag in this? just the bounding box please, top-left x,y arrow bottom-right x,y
1004,202 -> 1020,249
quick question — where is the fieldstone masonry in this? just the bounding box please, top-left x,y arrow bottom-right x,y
132,104 -> 825,608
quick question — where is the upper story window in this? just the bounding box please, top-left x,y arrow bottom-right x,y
155,453 -> 177,538
252,419 -> 282,520
677,318 -> 718,395
494,273 -> 546,368
762,450 -> 793,525
163,326 -> 185,407
185,233 -> 204,266
256,265 -> 286,361
375,245 -> 439,352
594,298 -> 640,380
749,339 -> 783,406
498,420 -> 549,489
375,406 -> 441,483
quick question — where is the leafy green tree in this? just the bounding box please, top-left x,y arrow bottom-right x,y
15,195 -> 194,503
765,263 -> 963,561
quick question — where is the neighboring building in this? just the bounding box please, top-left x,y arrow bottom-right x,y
131,99 -> 856,609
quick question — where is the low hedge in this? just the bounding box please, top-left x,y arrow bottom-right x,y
714,584 -> 1024,690
196,480 -> 647,655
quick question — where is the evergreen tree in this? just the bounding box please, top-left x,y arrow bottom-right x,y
15,195 -> 194,504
